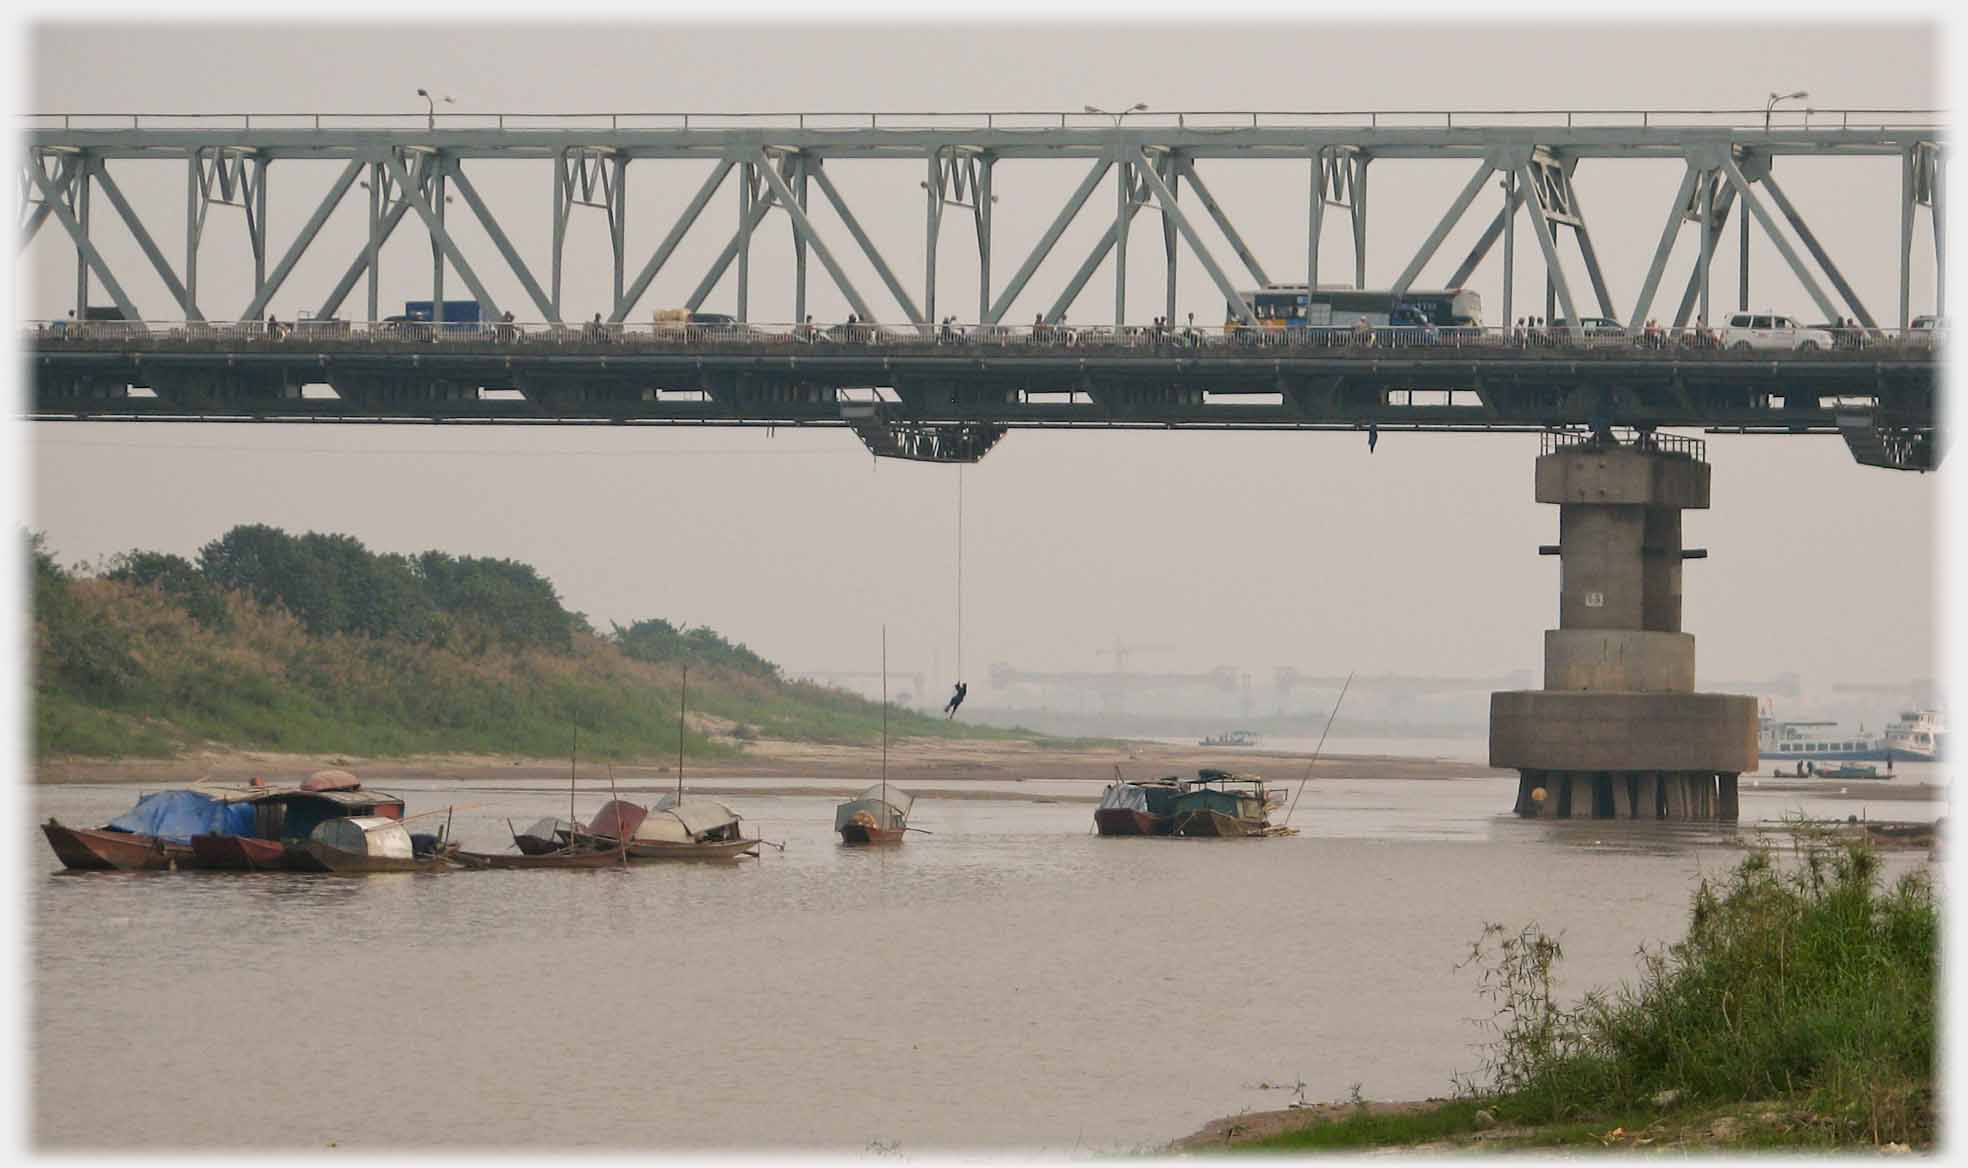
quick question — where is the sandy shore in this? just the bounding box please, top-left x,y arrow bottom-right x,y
32,736 -> 1500,792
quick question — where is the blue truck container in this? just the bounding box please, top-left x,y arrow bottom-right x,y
401,300 -> 484,331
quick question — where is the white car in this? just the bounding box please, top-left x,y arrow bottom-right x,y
1719,312 -> 1836,353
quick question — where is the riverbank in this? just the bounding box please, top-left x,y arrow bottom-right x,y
32,736 -> 1501,788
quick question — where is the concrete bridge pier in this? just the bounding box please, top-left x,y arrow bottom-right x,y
1491,436 -> 1758,821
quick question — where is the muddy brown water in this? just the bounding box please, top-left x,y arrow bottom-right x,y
31,770 -> 1942,1152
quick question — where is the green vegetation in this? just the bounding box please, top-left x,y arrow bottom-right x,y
1235,837 -> 1936,1153
29,526 -> 1026,761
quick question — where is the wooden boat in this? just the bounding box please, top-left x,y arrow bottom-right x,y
835,784 -> 914,845
188,833 -> 289,871
622,796 -> 759,860
41,821 -> 194,871
1093,777 -> 1187,836
452,843 -> 626,869
512,817 -> 578,855
300,816 -> 455,874
1171,771 -> 1275,838
42,786 -> 260,871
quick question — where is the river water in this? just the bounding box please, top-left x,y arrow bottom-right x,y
30,765 -> 1943,1153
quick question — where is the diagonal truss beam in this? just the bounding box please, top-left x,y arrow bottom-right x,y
1627,165 -> 1701,331
609,158 -> 733,323
1560,176 -> 1618,319
1758,171 -> 1878,329
807,158 -> 923,325
1516,164 -> 1581,334
687,161 -> 779,313
751,149 -> 880,325
986,156 -> 1113,324
446,156 -> 559,323
1391,159 -> 1494,299
28,158 -> 140,322
1672,179 -> 1736,328
1447,179 -> 1531,290
1045,161 -> 1151,324
1178,156 -> 1270,288
240,158 -> 361,321
1132,149 -> 1256,326
20,153 -> 75,253
89,156 -> 201,320
382,152 -> 504,319
1716,156 -> 1842,326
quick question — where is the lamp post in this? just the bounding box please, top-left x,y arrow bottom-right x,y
416,88 -> 454,130
1745,91 -> 1807,310
1763,89 -> 1807,133
1084,102 -> 1148,127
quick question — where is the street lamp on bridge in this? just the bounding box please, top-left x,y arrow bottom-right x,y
1764,89 -> 1809,132
416,88 -> 454,130
1085,102 -> 1148,127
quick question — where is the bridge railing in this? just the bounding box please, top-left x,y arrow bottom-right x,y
22,319 -> 1947,357
1543,428 -> 1707,462
20,108 -> 1947,133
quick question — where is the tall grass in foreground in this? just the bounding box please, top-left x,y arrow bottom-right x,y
1242,839 -> 1936,1152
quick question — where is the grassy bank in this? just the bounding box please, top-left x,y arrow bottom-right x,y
30,528 -> 1027,762
1228,836 -> 1937,1153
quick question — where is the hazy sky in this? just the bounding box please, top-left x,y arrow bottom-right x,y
17,19 -> 1949,715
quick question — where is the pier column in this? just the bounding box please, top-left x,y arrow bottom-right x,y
1492,438 -> 1757,822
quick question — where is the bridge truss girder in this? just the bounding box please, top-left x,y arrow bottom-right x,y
19,120 -> 1945,337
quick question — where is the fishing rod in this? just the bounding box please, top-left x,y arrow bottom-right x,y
1283,671 -> 1354,828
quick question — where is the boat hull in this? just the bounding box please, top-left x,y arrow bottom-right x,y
42,822 -> 192,870
189,834 -> 290,871
838,823 -> 907,845
1093,808 -> 1171,837
452,846 -> 627,869
1173,808 -> 1264,838
300,841 -> 454,874
624,837 -> 760,861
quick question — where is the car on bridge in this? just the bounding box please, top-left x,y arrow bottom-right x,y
1910,315 -> 1948,348
1719,312 -> 1838,353
1550,316 -> 1628,339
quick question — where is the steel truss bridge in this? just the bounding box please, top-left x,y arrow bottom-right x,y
19,109 -> 1947,469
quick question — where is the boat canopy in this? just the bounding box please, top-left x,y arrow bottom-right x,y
1098,784 -> 1150,813
106,789 -> 255,843
586,800 -> 649,840
300,768 -> 362,792
834,785 -> 913,831
519,817 -> 573,840
635,798 -> 742,843
309,817 -> 413,860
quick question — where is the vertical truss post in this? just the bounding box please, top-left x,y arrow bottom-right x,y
1934,147 -> 1946,319
367,159 -> 383,324
184,149 -> 200,318
1114,157 -> 1131,326
975,154 -> 993,322
252,156 -> 268,301
1900,146 -> 1915,329
1308,150 -> 1322,291
792,154 -> 809,324
1162,153 -> 1179,325
1350,157 -> 1369,289
926,148 -> 942,326
73,154 -> 91,316
430,155 -> 447,316
552,150 -> 567,320
737,160 -> 753,323
610,153 -> 627,316
1501,168 -> 1515,327
1698,171 -> 1715,329
1739,185 -> 1751,312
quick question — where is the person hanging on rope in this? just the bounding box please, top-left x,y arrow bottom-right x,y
943,681 -> 968,719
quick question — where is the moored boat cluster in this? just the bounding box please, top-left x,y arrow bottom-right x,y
1094,768 -> 1296,837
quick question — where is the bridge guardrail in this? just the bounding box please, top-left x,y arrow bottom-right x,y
20,108 -> 1947,133
22,319 -> 1948,358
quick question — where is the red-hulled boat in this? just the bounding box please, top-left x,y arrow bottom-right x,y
41,821 -> 194,871
834,785 -> 913,845
1093,777 -> 1188,836
188,834 -> 290,871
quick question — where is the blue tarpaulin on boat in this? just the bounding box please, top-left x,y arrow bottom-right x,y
105,790 -> 255,843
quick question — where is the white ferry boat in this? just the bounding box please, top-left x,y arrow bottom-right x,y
1757,717 -> 1888,762
1884,710 -> 1947,762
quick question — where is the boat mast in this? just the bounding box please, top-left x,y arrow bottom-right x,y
569,705 -> 579,829
881,625 -> 888,817
678,664 -> 687,804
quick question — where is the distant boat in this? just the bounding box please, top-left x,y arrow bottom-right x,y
624,795 -> 761,860
1093,777 -> 1188,836
1885,710 -> 1947,762
1758,716 -> 1887,762
1171,770 -> 1280,837
1199,730 -> 1259,748
453,842 -> 625,869
836,784 -> 914,844
1815,762 -> 1888,780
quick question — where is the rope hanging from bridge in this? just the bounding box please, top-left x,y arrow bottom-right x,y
941,466 -> 968,721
